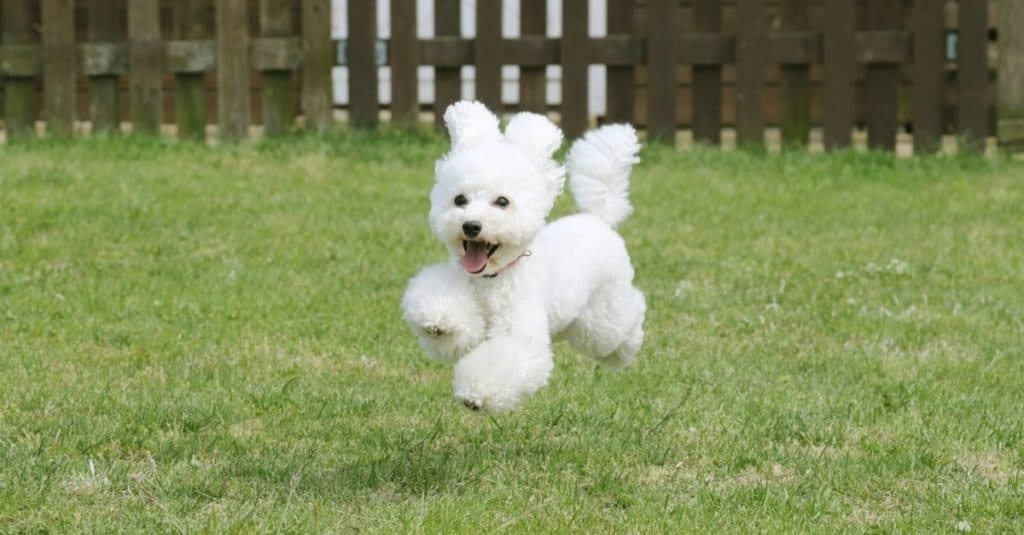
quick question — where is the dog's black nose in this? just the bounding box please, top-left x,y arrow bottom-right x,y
462,220 -> 482,238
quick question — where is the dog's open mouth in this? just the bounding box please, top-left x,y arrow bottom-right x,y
461,240 -> 499,274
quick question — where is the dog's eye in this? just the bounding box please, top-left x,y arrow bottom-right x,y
494,196 -> 510,208
454,194 -> 468,207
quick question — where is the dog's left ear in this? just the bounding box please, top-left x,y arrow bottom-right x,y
503,112 -> 563,162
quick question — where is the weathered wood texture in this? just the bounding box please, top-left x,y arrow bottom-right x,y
174,0 -> 209,140
474,0 -> 501,110
302,0 -> 333,131
1,0 -> 38,138
605,0 -> 634,124
433,0 -> 459,130
88,0 -> 124,134
42,0 -> 75,136
128,0 -> 161,134
912,0 -> 944,152
347,0 -> 377,127
389,0 -> 418,125
865,0 -> 901,150
646,0 -> 676,143
217,0 -> 250,139
957,0 -> 988,149
998,0 -> 1024,150
779,0 -> 810,146
260,0 -> 295,135
519,0 -> 546,114
561,0 -> 589,137
823,0 -> 855,148
691,0 -> 721,144
735,0 -> 767,145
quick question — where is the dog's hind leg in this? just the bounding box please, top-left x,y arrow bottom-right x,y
401,262 -> 485,363
564,283 -> 646,370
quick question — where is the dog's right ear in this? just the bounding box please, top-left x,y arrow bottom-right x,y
443,100 -> 502,152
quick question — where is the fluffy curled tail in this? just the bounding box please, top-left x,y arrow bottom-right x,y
565,124 -> 641,227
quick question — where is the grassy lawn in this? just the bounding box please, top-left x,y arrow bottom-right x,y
1,133 -> 1022,533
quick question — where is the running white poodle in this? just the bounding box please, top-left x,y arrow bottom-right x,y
401,100 -> 646,413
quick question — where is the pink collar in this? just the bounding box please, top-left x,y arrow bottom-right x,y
483,249 -> 532,278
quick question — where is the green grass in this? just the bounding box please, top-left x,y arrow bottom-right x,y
1,133 -> 1022,533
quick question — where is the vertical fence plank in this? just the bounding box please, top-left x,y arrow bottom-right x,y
520,0 -> 546,114
474,0 -> 501,110
865,0 -> 900,150
302,0 -> 333,131
911,0 -> 943,152
692,0 -> 721,144
646,0 -> 675,143
174,0 -> 209,140
217,0 -> 250,139
347,0 -> 378,127
958,0 -> 988,149
779,0 -> 810,146
41,0 -> 75,137
2,0 -> 38,139
434,0 -> 460,129
128,0 -> 162,135
561,0 -> 588,137
389,0 -> 418,125
605,0 -> 633,123
260,0 -> 295,136
997,0 -> 1024,152
823,0 -> 854,149
735,0 -> 766,146
88,0 -> 123,134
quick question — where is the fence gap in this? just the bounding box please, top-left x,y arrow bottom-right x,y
260,0 -> 296,136
646,0 -> 676,144
389,0 -> 418,126
823,0 -> 854,149
691,0 -> 721,144
42,0 -> 75,137
604,0 -> 633,124
302,0 -> 333,131
217,0 -> 250,140
87,0 -> 124,135
957,0 -> 989,149
911,0 -> 944,153
173,0 -> 209,140
779,0 -> 810,146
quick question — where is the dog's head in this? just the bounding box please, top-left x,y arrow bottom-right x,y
429,101 -> 564,276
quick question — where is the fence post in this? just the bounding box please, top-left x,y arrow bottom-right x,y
779,0 -> 810,146
561,0 -> 588,137
474,0 -> 502,111
998,0 -> 1024,152
42,0 -> 75,137
433,0 -> 459,130
389,0 -> 418,125
128,0 -> 162,135
911,0 -> 945,153
260,0 -> 295,136
646,0 -> 676,144
958,0 -> 989,150
735,0 -> 767,147
174,0 -> 209,140
347,0 -> 378,128
520,0 -> 546,114
823,0 -> 854,149
88,0 -> 124,135
2,0 -> 39,139
302,0 -> 333,131
865,0 -> 900,150
217,0 -> 250,140
692,0 -> 721,145
605,0 -> 633,124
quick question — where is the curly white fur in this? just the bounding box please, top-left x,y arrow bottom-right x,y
402,100 -> 646,414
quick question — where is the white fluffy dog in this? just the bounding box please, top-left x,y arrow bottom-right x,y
401,100 -> 646,413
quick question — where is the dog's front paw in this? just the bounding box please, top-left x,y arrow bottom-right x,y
452,337 -> 554,414
402,263 -> 485,363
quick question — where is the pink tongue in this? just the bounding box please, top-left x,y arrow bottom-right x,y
460,242 -> 490,273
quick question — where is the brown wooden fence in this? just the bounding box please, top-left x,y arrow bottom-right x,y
0,1 -> 1009,152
